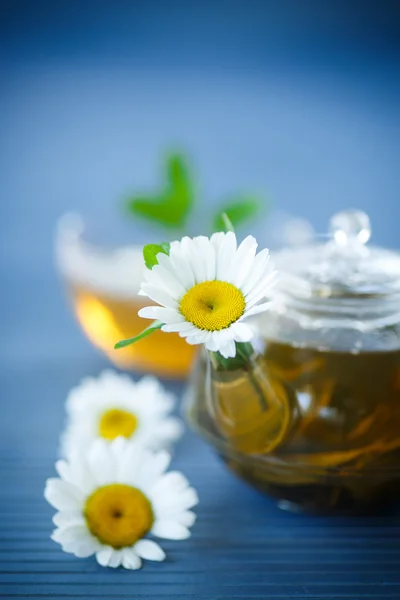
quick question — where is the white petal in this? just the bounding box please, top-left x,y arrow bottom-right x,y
151,520 -> 190,540
177,511 -> 197,527
52,512 -> 84,528
157,251 -> 194,291
138,306 -> 183,323
245,269 -> 277,306
115,441 -> 144,486
230,322 -> 254,342
210,231 -> 225,249
145,264 -> 186,299
139,284 -> 178,309
135,375 -> 166,397
45,479 -> 83,511
55,458 -> 93,493
136,450 -> 171,490
178,487 -> 199,510
245,277 -> 276,307
185,238 -> 208,283
122,548 -> 142,570
179,325 -> 201,339
109,436 -> 130,463
134,378 -> 175,415
98,369 -> 121,385
134,539 -> 166,562
245,289 -> 270,309
169,242 -> 196,289
154,263 -> 187,298
150,419 -> 184,447
51,524 -> 91,546
204,331 -> 221,352
161,321 -> 195,333
56,451 -> 95,494
216,232 -> 237,280
178,325 -> 201,338
54,460 -> 70,481
218,339 -> 236,359
245,281 -> 275,307
108,550 -> 124,568
229,235 -> 258,287
95,546 -> 124,568
185,334 -> 205,346
193,236 -> 216,281
178,237 -> 199,284
96,547 -> 113,567
149,471 -> 190,500
244,301 -> 272,318
203,329 -> 236,358
62,538 -> 100,558
241,249 -> 271,296
185,330 -> 210,344
154,487 -> 199,516
86,442 -> 116,486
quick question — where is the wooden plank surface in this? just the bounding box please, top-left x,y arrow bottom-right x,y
1,364 -> 400,599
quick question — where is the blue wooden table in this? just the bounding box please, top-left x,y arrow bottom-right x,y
2,362 -> 400,599
2,1 -> 400,597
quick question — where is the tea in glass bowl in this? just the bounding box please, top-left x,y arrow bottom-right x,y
55,215 -> 196,377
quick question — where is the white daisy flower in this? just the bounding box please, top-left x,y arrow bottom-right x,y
61,370 -> 183,456
45,438 -> 198,569
138,232 -> 276,358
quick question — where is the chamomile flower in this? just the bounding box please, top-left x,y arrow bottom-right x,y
138,232 -> 276,358
45,438 -> 198,569
61,370 -> 183,456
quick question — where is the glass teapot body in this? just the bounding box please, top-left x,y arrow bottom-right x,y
185,211 -> 400,513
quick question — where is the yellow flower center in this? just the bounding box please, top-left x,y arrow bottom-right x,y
84,484 -> 153,548
179,280 -> 245,331
99,408 -> 138,441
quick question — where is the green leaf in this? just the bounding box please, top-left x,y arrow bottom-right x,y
114,321 -> 163,349
143,243 -> 170,269
126,153 -> 194,229
213,198 -> 260,232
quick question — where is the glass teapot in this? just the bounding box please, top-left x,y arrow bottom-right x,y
185,210 -> 400,513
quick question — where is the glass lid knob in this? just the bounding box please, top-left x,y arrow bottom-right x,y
329,210 -> 371,249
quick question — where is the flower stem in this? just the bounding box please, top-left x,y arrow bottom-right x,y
211,342 -> 268,412
246,355 -> 269,412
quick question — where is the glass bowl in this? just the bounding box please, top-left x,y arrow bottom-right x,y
55,214 -> 196,377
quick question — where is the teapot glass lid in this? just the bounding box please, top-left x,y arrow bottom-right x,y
274,210 -> 400,300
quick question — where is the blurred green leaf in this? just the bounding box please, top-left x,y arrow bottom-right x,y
213,198 -> 260,232
126,153 -> 193,229
143,243 -> 170,269
114,321 -> 163,349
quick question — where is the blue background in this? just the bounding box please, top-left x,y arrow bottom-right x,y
1,0 -> 400,369
1,1 -> 400,598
